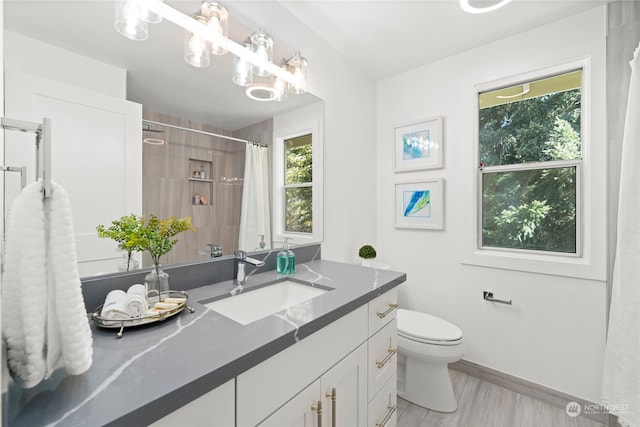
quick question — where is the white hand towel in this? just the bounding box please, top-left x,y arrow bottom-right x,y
44,181 -> 93,378
2,180 -> 93,388
100,290 -> 130,320
2,181 -> 48,387
125,284 -> 147,318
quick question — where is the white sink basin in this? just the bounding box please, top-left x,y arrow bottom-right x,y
203,280 -> 329,325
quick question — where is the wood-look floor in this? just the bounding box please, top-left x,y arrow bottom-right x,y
397,369 -> 606,427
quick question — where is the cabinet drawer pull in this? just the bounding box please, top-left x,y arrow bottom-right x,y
376,347 -> 398,369
377,303 -> 398,318
325,388 -> 336,427
311,400 -> 322,426
375,404 -> 397,427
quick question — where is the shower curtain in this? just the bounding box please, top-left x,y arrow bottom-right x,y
238,144 -> 271,252
602,41 -> 640,427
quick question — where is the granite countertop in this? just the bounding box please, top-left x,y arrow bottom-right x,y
7,259 -> 406,427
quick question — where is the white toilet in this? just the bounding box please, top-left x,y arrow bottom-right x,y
396,308 -> 465,412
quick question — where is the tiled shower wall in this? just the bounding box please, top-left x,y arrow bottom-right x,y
142,109 -> 273,267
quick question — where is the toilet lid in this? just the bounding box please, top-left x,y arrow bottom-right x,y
397,309 -> 463,343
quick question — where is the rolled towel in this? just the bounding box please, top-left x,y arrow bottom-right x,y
100,290 -> 129,320
126,284 -> 147,318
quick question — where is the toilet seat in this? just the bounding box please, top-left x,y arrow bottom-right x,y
397,309 -> 463,346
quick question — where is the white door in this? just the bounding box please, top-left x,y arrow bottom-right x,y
4,70 -> 142,276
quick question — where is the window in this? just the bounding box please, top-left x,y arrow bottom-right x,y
284,134 -> 313,233
478,69 -> 582,255
273,118 -> 323,245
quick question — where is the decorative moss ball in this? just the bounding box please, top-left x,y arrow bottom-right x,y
358,245 -> 377,259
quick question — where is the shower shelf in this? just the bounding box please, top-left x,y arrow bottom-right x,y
188,177 -> 213,183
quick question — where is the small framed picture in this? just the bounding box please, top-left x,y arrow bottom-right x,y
394,116 -> 443,172
395,178 -> 444,230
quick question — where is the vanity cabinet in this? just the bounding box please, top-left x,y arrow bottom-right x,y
238,288 -> 399,427
149,379 -> 234,427
261,344 -> 367,426
153,288 -> 398,427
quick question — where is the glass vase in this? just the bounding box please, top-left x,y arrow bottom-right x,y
144,264 -> 170,308
117,253 -> 140,272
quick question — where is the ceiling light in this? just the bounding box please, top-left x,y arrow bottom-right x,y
245,83 -> 277,102
184,14 -> 211,68
200,1 -> 228,55
250,30 -> 273,77
287,51 -> 307,95
459,0 -> 513,14
114,0 -> 149,41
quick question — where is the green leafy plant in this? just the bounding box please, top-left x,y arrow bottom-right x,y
96,214 -> 196,272
96,214 -> 145,271
358,245 -> 377,259
138,214 -> 196,268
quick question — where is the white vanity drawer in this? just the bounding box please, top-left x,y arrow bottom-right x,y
368,289 -> 398,336
368,374 -> 397,427
367,318 -> 397,402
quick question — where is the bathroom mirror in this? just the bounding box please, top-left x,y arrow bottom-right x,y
3,1 -> 323,277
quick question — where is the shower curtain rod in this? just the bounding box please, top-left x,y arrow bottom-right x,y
142,119 -> 266,146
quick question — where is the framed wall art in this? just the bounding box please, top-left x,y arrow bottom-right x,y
394,116 -> 443,172
395,178 -> 444,229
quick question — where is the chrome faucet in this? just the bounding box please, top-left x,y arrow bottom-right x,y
234,250 -> 265,286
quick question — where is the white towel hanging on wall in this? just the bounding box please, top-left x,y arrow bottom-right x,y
2,180 -> 93,388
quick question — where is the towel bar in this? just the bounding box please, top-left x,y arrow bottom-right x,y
483,291 -> 512,305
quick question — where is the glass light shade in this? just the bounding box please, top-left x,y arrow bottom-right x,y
184,15 -> 211,68
232,41 -> 254,86
114,0 -> 148,41
142,0 -> 164,23
273,60 -> 289,102
287,51 -> 308,95
250,30 -> 273,77
200,1 -> 228,55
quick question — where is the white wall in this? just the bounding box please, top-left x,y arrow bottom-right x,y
376,7 -> 608,401
4,31 -> 126,98
230,2 -> 378,264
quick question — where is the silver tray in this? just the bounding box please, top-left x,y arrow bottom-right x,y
92,290 -> 195,338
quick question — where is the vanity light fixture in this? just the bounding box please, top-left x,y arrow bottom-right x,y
459,0 -> 513,14
143,0 -> 164,23
232,39 -> 255,86
272,59 -> 289,102
114,0 -> 149,41
287,51 -> 308,95
200,1 -> 228,55
250,29 -> 274,77
118,0 -> 309,101
184,14 -> 211,68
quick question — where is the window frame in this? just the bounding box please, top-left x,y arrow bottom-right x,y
460,57 -> 605,279
478,159 -> 583,257
273,119 -> 323,245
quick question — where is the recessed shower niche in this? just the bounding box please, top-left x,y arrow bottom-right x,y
188,158 -> 213,205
